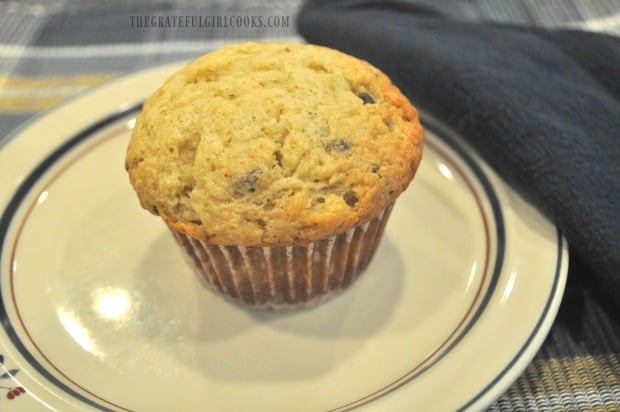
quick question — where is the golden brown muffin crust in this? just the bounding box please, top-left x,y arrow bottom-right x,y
126,42 -> 423,246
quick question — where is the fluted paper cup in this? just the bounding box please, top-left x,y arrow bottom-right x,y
169,203 -> 393,309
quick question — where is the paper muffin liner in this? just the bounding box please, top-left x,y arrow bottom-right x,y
168,203 -> 394,309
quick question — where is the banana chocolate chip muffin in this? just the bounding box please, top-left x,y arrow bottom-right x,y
126,42 -> 423,308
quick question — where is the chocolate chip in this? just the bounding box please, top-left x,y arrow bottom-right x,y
151,205 -> 159,215
343,191 -> 358,207
357,92 -> 375,104
324,139 -> 352,153
234,168 -> 262,195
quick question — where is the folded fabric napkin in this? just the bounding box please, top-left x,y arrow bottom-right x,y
297,0 -> 620,304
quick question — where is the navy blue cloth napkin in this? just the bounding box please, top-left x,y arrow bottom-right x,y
297,0 -> 620,303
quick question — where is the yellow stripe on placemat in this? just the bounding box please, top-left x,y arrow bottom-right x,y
504,354 -> 620,410
0,74 -> 116,111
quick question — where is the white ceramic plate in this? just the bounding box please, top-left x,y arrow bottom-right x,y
0,63 -> 567,412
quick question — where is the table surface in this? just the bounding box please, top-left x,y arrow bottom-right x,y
1,1 -> 619,411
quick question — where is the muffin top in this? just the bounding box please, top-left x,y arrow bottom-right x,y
126,42 -> 423,246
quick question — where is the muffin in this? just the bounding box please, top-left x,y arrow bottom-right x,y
126,42 -> 424,308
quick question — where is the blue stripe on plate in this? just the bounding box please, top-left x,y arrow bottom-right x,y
0,103 -> 142,412
458,227 -> 564,411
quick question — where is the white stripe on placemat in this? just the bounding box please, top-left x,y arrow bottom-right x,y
0,37 -> 304,59
570,12 -> 620,33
